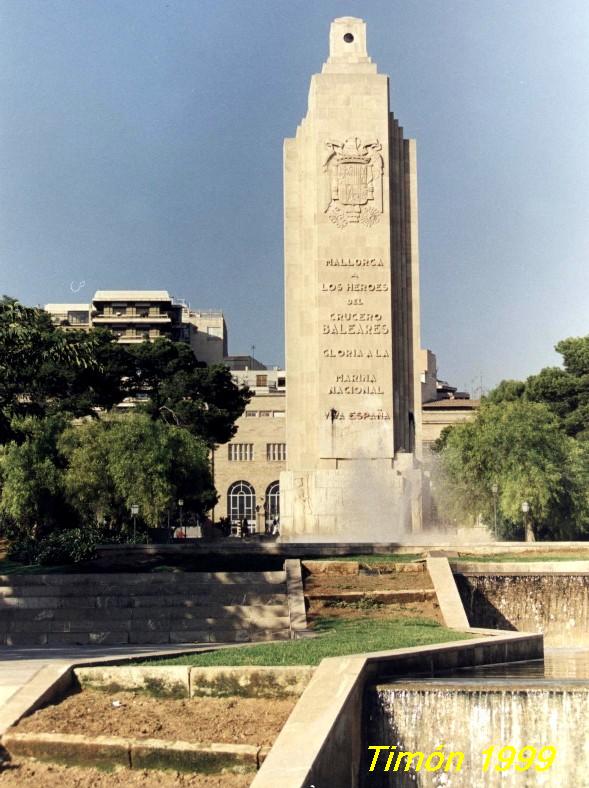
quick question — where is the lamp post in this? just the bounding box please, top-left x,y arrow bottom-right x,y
178,499 -> 185,539
491,483 -> 499,540
131,504 -> 139,540
521,500 -> 534,542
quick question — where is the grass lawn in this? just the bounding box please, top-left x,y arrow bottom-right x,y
456,553 -> 589,562
312,554 -> 422,564
139,616 -> 471,667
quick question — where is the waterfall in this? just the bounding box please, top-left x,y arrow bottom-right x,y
456,575 -> 589,646
362,683 -> 589,786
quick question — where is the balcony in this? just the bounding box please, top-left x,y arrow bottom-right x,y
93,313 -> 171,323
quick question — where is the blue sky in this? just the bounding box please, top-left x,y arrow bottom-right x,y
1,1 -> 588,392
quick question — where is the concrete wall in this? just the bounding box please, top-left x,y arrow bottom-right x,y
251,632 -> 543,788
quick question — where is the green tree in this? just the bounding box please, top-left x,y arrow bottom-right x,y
123,339 -> 250,446
0,416 -> 73,537
433,401 -> 589,540
486,335 -> 589,439
526,336 -> 589,439
123,338 -> 198,413
0,297 -> 124,442
61,413 -> 217,529
485,379 -> 526,404
159,364 -> 251,446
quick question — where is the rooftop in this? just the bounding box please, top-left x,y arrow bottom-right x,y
45,303 -> 90,312
422,399 -> 481,409
93,290 -> 172,302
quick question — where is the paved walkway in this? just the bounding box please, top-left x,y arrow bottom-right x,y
0,643 -> 223,736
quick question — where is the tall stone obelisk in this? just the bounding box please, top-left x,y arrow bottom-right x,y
280,17 -> 423,540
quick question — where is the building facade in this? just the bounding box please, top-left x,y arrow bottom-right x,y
214,361 -> 477,531
213,384 -> 286,532
46,291 -> 227,364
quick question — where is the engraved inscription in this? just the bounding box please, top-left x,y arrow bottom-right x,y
320,282 -> 389,292
322,324 -> 389,335
322,348 -> 390,358
325,257 -> 384,267
318,253 -> 392,402
324,410 -> 391,420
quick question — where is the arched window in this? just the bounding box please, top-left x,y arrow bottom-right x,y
227,480 -> 256,524
265,481 -> 280,527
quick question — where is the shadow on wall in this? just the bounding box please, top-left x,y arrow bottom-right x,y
454,575 -> 517,632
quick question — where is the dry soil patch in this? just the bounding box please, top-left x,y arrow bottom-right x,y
304,567 -> 432,593
304,565 -> 441,623
14,689 -> 295,748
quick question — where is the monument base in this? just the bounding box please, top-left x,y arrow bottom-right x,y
279,455 -> 422,542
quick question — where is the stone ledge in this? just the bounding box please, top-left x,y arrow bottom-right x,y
75,666 -> 190,698
130,738 -> 259,773
190,666 -> 314,698
2,731 -> 130,768
452,560 -> 589,575
284,559 -> 307,634
426,556 -> 470,629
302,560 -> 360,575
305,589 -> 435,602
73,665 -> 313,700
1,731 -> 263,773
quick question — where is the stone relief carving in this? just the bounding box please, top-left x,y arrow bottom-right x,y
323,137 -> 383,227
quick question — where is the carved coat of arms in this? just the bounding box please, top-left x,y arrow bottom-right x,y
323,137 -> 383,228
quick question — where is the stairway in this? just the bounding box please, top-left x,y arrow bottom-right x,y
0,571 -> 292,646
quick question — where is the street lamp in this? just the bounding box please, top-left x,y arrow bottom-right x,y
491,483 -> 499,540
178,499 -> 185,539
131,504 -> 139,540
521,500 -> 534,542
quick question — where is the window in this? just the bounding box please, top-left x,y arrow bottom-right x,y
67,310 -> 88,325
267,443 -> 286,461
273,411 -> 285,418
227,480 -> 255,524
259,410 -> 271,417
256,375 -> 268,387
265,481 -> 280,527
245,411 -> 258,418
228,443 -> 254,461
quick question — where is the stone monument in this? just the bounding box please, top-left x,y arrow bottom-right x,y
280,17 -> 423,540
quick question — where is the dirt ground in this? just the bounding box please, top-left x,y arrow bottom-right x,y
14,690 -> 295,747
304,564 -> 442,623
307,597 -> 442,623
0,760 -> 253,787
304,567 -> 433,593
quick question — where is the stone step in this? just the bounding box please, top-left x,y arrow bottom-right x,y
0,592 -> 287,609
0,570 -> 296,647
0,612 -> 291,634
0,581 -> 286,598
1,627 -> 292,647
0,602 -> 289,622
0,571 -> 286,587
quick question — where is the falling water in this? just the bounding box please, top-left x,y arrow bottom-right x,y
362,682 -> 589,786
457,575 -> 589,646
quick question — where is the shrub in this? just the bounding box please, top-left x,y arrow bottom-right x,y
36,527 -> 103,566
